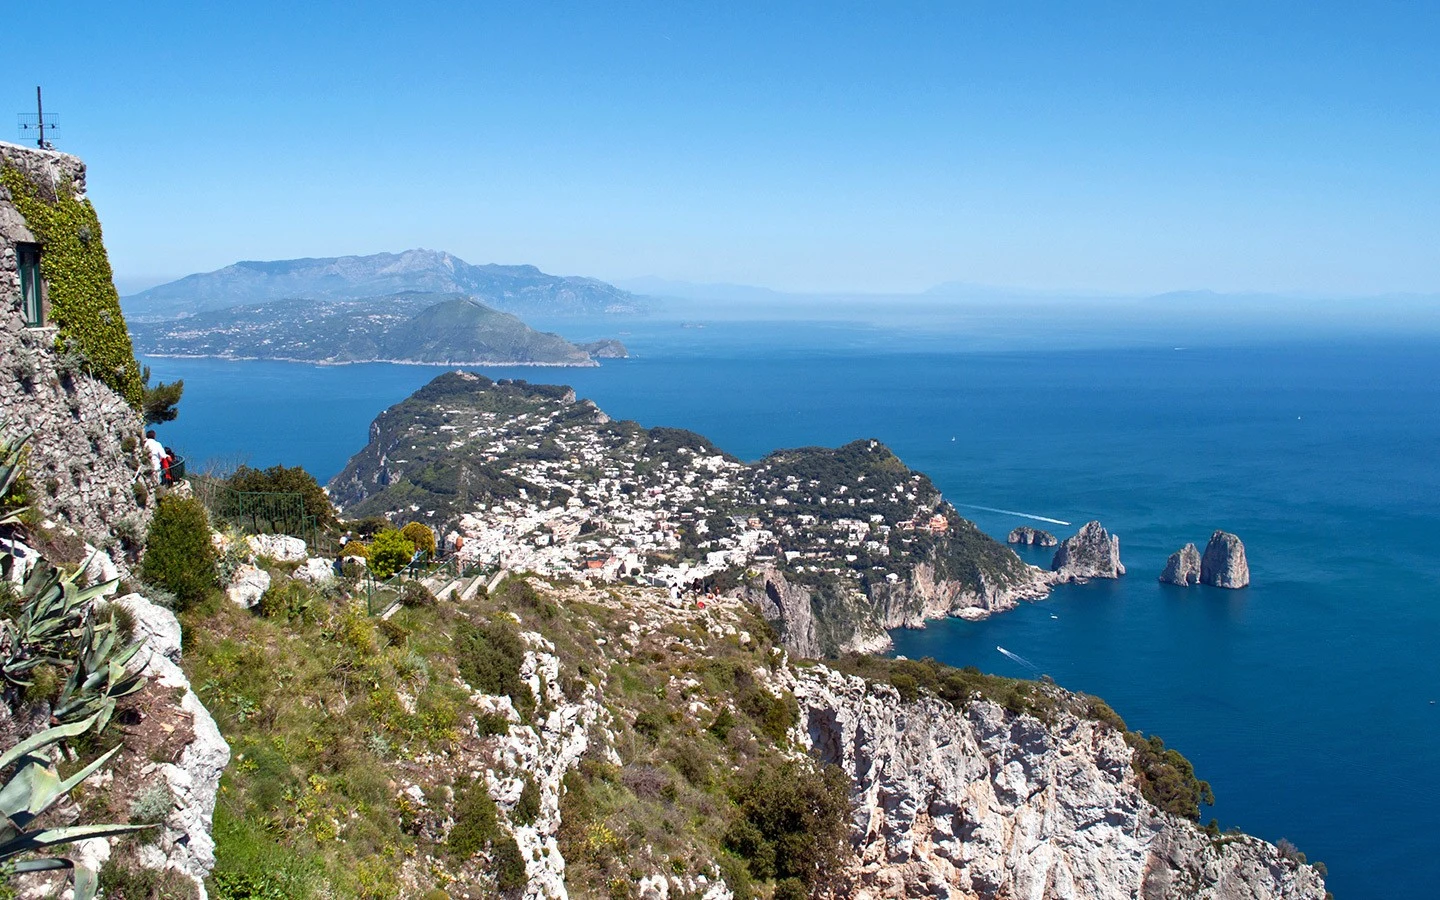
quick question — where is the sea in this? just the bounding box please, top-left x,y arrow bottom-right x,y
141,309 -> 1440,898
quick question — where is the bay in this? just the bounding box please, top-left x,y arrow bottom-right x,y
141,321 -> 1440,898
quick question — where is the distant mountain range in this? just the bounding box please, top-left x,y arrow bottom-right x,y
123,249 -> 644,320
129,292 -> 626,366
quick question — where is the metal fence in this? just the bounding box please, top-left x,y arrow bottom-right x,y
354,554 -> 488,616
190,474 -> 338,556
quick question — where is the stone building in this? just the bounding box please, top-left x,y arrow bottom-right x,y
1,140 -> 149,557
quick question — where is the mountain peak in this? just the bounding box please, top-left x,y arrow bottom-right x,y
123,250 -> 643,319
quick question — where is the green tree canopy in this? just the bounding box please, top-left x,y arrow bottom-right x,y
227,464 -> 338,529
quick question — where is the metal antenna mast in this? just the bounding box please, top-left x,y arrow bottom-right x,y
17,86 -> 57,149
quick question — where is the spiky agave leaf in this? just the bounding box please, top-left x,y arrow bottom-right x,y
0,717 -> 152,898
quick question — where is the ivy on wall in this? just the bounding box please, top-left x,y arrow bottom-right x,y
2,165 -> 144,408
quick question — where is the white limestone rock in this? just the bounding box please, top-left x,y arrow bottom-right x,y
1160,542 -> 1203,586
791,664 -> 1326,900
245,533 -> 307,562
118,593 -> 231,898
114,592 -> 183,662
1201,530 -> 1251,589
0,536 -> 39,585
81,543 -> 121,586
226,563 -> 270,608
294,556 -> 337,585
1051,520 -> 1125,582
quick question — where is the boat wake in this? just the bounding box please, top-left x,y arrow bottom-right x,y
957,503 -> 1071,526
996,646 -> 1041,674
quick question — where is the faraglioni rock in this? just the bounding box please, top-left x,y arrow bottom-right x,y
1201,530 -> 1250,588
1160,542 -> 1202,585
1007,525 -> 1058,547
1051,520 -> 1125,581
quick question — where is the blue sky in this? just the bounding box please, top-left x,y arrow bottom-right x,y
9,2 -> 1440,294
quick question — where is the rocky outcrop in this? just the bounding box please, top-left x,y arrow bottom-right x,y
1006,526 -> 1057,547
226,563 -> 270,607
1160,542 -> 1202,586
792,665 -> 1326,900
577,339 -> 629,359
742,567 -> 831,658
112,593 -> 231,898
245,533 -> 307,562
1201,531 -> 1250,588
869,560 -> 1054,628
745,558 -> 1056,658
1051,520 -> 1125,581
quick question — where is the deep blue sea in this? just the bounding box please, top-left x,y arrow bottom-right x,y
143,319 -> 1440,898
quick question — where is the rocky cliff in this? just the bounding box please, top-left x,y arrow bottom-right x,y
1201,531 -> 1250,588
793,664 -> 1326,899
170,551 -> 1325,899
1007,525 -> 1058,547
1052,520 -> 1126,582
1160,542 -> 1203,586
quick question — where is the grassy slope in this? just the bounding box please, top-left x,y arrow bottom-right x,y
182,564 -> 1215,899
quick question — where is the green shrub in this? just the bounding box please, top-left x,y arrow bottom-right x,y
368,529 -> 415,579
737,685 -> 796,743
99,848 -> 201,899
448,778 -> 499,859
633,708 -> 670,743
716,852 -> 753,900
708,708 -> 736,741
454,619 -> 535,720
140,494 -> 219,609
208,805 -> 315,898
257,580 -> 318,622
1127,733 -> 1215,820
774,879 -> 808,900
340,540 -> 369,558
400,521 -> 436,558
492,833 -> 528,891
513,776 -> 541,825
400,580 -> 437,608
724,759 -> 849,889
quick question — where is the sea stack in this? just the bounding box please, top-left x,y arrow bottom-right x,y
1051,521 -> 1125,581
1200,530 -> 1250,588
1159,543 -> 1202,585
1007,526 -> 1058,547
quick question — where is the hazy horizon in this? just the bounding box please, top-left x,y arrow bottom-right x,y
12,3 -> 1440,297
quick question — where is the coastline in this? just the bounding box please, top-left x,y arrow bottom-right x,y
138,352 -> 602,368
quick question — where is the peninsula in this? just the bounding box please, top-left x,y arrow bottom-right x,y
129,293 -> 626,366
331,371 -> 1057,655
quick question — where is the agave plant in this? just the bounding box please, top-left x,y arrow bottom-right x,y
1,560 -> 120,694
0,713 -> 151,899
51,612 -> 146,732
0,430 -> 28,529
0,426 -> 154,897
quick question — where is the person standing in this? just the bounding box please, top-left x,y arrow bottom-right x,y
143,430 -> 166,485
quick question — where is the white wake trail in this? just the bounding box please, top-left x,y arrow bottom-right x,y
957,503 -> 1071,526
996,646 -> 1041,673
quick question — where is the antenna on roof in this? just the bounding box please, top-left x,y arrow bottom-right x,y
17,86 -> 57,149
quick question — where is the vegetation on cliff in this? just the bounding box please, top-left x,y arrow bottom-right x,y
0,166 -> 143,407
830,653 -> 1216,821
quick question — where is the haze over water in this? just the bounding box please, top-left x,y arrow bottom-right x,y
145,316 -> 1440,899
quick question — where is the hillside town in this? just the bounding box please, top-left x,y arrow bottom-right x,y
334,373 -> 960,593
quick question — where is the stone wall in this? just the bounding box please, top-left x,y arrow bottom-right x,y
0,141 -> 149,555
